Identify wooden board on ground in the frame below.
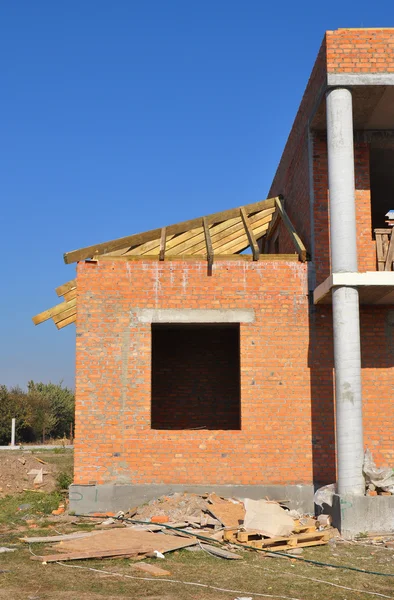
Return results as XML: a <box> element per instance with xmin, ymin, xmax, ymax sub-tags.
<box><xmin>132</xmin><ymin>562</ymin><xmax>171</xmax><ymax>576</ymax></box>
<box><xmin>55</xmin><ymin>528</ymin><xmax>197</xmax><ymax>555</ymax></box>
<box><xmin>31</xmin><ymin>547</ymin><xmax>147</xmax><ymax>563</ymax></box>
<box><xmin>200</xmin><ymin>543</ymin><xmax>242</xmax><ymax>560</ymax></box>
<box><xmin>206</xmin><ymin>493</ymin><xmax>245</xmax><ymax>528</ymax></box>
<box><xmin>21</xmin><ymin>531</ymin><xmax>105</xmax><ymax>543</ymax></box>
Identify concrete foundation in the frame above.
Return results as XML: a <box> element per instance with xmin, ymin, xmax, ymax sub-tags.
<box><xmin>69</xmin><ymin>483</ymin><xmax>315</xmax><ymax>515</ymax></box>
<box><xmin>328</xmin><ymin>493</ymin><xmax>394</xmax><ymax>538</ymax></box>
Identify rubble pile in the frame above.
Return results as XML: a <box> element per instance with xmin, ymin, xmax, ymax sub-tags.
<box><xmin>22</xmin><ymin>491</ymin><xmax>338</xmax><ymax>564</ymax></box>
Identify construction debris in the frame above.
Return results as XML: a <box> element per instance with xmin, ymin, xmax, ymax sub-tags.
<box><xmin>23</xmin><ymin>492</ymin><xmax>337</xmax><ymax>564</ymax></box>
<box><xmin>29</xmin><ymin>527</ymin><xmax>198</xmax><ymax>563</ymax></box>
<box><xmin>206</xmin><ymin>493</ymin><xmax>245</xmax><ymax>528</ymax></box>
<box><xmin>199</xmin><ymin>543</ymin><xmax>242</xmax><ymax>559</ymax></box>
<box><xmin>363</xmin><ymin>449</ymin><xmax>394</xmax><ymax>494</ymax></box>
<box><xmin>224</xmin><ymin>528</ymin><xmax>330</xmax><ymax>551</ymax></box>
<box><xmin>243</xmin><ymin>498</ymin><xmax>295</xmax><ymax>537</ymax></box>
<box><xmin>132</xmin><ymin>562</ymin><xmax>171</xmax><ymax>576</ymax></box>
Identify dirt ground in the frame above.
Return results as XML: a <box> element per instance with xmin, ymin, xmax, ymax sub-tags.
<box><xmin>0</xmin><ymin>452</ymin><xmax>394</xmax><ymax>599</ymax></box>
<box><xmin>0</xmin><ymin>449</ymin><xmax>73</xmax><ymax>497</ymax></box>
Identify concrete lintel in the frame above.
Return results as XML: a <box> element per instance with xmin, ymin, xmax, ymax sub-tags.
<box><xmin>135</xmin><ymin>308</ymin><xmax>255</xmax><ymax>324</ymax></box>
<box><xmin>314</xmin><ymin>271</ymin><xmax>394</xmax><ymax>304</ymax></box>
<box><xmin>69</xmin><ymin>483</ymin><xmax>315</xmax><ymax>515</ymax></box>
<box><xmin>328</xmin><ymin>73</ymin><xmax>394</xmax><ymax>87</ymax></box>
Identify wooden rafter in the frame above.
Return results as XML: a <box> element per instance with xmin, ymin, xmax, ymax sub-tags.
<box><xmin>240</xmin><ymin>206</ymin><xmax>259</xmax><ymax>260</ymax></box>
<box><xmin>159</xmin><ymin>227</ymin><xmax>166</xmax><ymax>261</ymax></box>
<box><xmin>203</xmin><ymin>217</ymin><xmax>214</xmax><ymax>270</ymax></box>
<box><xmin>274</xmin><ymin>197</ymin><xmax>308</xmax><ymax>262</ymax></box>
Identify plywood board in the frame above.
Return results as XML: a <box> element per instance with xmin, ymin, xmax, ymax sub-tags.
<box><xmin>55</xmin><ymin>528</ymin><xmax>197</xmax><ymax>554</ymax></box>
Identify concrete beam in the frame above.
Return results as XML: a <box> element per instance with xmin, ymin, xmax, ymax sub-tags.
<box><xmin>314</xmin><ymin>271</ymin><xmax>394</xmax><ymax>304</ymax></box>
<box><xmin>134</xmin><ymin>308</ymin><xmax>255</xmax><ymax>324</ymax></box>
<box><xmin>328</xmin><ymin>73</ymin><xmax>394</xmax><ymax>87</ymax></box>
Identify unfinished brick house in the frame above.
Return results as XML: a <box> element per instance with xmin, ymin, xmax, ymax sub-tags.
<box><xmin>35</xmin><ymin>28</ymin><xmax>394</xmax><ymax>534</ymax></box>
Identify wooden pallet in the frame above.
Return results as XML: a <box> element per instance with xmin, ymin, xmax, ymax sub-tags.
<box><xmin>224</xmin><ymin>528</ymin><xmax>330</xmax><ymax>551</ymax></box>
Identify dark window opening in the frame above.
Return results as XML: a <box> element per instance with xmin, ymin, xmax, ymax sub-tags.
<box><xmin>151</xmin><ymin>324</ymin><xmax>241</xmax><ymax>430</ymax></box>
<box><xmin>370</xmin><ymin>145</ymin><xmax>394</xmax><ymax>232</ymax></box>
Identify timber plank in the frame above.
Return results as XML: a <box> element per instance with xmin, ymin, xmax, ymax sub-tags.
<box><xmin>56</xmin><ymin>313</ymin><xmax>76</xmax><ymax>329</ymax></box>
<box><xmin>21</xmin><ymin>531</ymin><xmax>104</xmax><ymax>543</ymax></box>
<box><xmin>376</xmin><ymin>232</ymin><xmax>385</xmax><ymax>271</ymax></box>
<box><xmin>199</xmin><ymin>544</ymin><xmax>242</xmax><ymax>560</ymax></box>
<box><xmin>165</xmin><ymin>228</ymin><xmax>205</xmax><ymax>256</ymax></box>
<box><xmin>385</xmin><ymin>231</ymin><xmax>394</xmax><ymax>271</ymax></box>
<box><xmin>32</xmin><ymin>298</ymin><xmax>76</xmax><ymax>326</ymax></box>
<box><xmin>62</xmin><ymin>289</ymin><xmax>77</xmax><ymax>302</ymax></box>
<box><xmin>55</xmin><ymin>280</ymin><xmax>76</xmax><ymax>297</ymax></box>
<box><xmin>185</xmin><ymin>210</ymin><xmax>274</xmax><ymax>256</ymax></box>
<box><xmin>133</xmin><ymin>562</ymin><xmax>171</xmax><ymax>576</ymax></box>
<box><xmin>52</xmin><ymin>306</ymin><xmax>78</xmax><ymax>324</ymax></box>
<box><xmin>31</xmin><ymin>547</ymin><xmax>146</xmax><ymax>562</ymax></box>
<box><xmin>96</xmin><ymin>253</ymin><xmax>299</xmax><ymax>262</ymax></box>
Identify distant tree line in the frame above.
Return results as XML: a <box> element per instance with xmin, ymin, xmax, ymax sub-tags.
<box><xmin>0</xmin><ymin>381</ymin><xmax>75</xmax><ymax>445</ymax></box>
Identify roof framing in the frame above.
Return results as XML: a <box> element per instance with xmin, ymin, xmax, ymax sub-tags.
<box><xmin>64</xmin><ymin>197</ymin><xmax>278</xmax><ymax>264</ymax></box>
<box><xmin>33</xmin><ymin>195</ymin><xmax>307</xmax><ymax>330</ymax></box>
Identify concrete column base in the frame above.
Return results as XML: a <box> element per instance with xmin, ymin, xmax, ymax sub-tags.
<box><xmin>69</xmin><ymin>483</ymin><xmax>315</xmax><ymax>515</ymax></box>
<box><xmin>328</xmin><ymin>493</ymin><xmax>394</xmax><ymax>539</ymax></box>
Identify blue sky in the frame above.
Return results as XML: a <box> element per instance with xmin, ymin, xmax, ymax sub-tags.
<box><xmin>1</xmin><ymin>1</ymin><xmax>392</xmax><ymax>389</ymax></box>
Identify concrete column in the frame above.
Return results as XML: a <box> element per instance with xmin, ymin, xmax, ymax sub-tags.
<box><xmin>326</xmin><ymin>88</ymin><xmax>364</xmax><ymax>496</ymax></box>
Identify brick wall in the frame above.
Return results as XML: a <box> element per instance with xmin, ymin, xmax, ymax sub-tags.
<box><xmin>268</xmin><ymin>39</ymin><xmax>327</xmax><ymax>256</ymax></box>
<box><xmin>74</xmin><ymin>259</ymin><xmax>313</xmax><ymax>486</ymax></box>
<box><xmin>326</xmin><ymin>28</ymin><xmax>394</xmax><ymax>73</ymax></box>
<box><xmin>74</xmin><ymin>258</ymin><xmax>394</xmax><ymax>488</ymax></box>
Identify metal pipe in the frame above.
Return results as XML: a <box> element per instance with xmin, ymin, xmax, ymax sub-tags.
<box><xmin>11</xmin><ymin>418</ymin><xmax>16</xmax><ymax>447</ymax></box>
<box><xmin>326</xmin><ymin>87</ymin><xmax>364</xmax><ymax>496</ymax></box>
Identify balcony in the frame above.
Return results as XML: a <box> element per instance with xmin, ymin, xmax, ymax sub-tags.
<box><xmin>375</xmin><ymin>228</ymin><xmax>394</xmax><ymax>271</ymax></box>
<box><xmin>313</xmin><ymin>227</ymin><xmax>394</xmax><ymax>305</ymax></box>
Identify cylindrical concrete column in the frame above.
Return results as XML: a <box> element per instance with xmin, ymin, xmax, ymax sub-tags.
<box><xmin>326</xmin><ymin>88</ymin><xmax>364</xmax><ymax>496</ymax></box>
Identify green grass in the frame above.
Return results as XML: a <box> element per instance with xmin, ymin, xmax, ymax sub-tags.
<box><xmin>0</xmin><ymin>490</ymin><xmax>63</xmax><ymax>525</ymax></box>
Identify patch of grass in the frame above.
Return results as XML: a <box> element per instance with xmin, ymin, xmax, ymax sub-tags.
<box><xmin>56</xmin><ymin>470</ymin><xmax>73</xmax><ymax>490</ymax></box>
<box><xmin>0</xmin><ymin>490</ymin><xmax>62</xmax><ymax>524</ymax></box>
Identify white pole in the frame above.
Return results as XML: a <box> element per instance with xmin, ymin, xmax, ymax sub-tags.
<box><xmin>11</xmin><ymin>418</ymin><xmax>16</xmax><ymax>447</ymax></box>
<box><xmin>326</xmin><ymin>87</ymin><xmax>364</xmax><ymax>496</ymax></box>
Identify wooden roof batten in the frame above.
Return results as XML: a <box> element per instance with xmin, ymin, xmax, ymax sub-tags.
<box><xmin>33</xmin><ymin>195</ymin><xmax>308</xmax><ymax>330</ymax></box>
